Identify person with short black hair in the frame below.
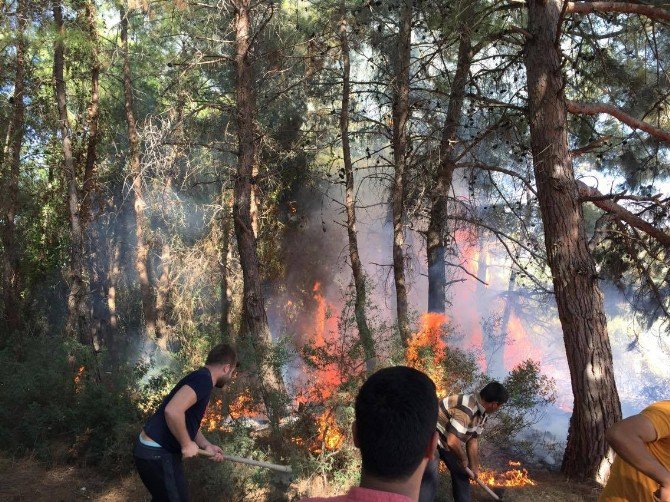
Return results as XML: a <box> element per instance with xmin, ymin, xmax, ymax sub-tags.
<box><xmin>302</xmin><ymin>366</ymin><xmax>439</xmax><ymax>502</ymax></box>
<box><xmin>133</xmin><ymin>343</ymin><xmax>238</xmax><ymax>501</ymax></box>
<box><xmin>419</xmin><ymin>381</ymin><xmax>509</xmax><ymax>502</ymax></box>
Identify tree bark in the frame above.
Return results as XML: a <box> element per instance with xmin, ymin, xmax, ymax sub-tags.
<box><xmin>524</xmin><ymin>0</ymin><xmax>622</xmax><ymax>479</ymax></box>
<box><xmin>154</xmin><ymin>235</ymin><xmax>171</xmax><ymax>349</ymax></box>
<box><xmin>391</xmin><ymin>0</ymin><xmax>412</xmax><ymax>345</ymax></box>
<box><xmin>426</xmin><ymin>8</ymin><xmax>473</xmax><ymax>314</ymax></box>
<box><xmin>220</xmin><ymin>191</ymin><xmax>233</xmax><ymax>342</ymax></box>
<box><xmin>107</xmin><ymin>222</ymin><xmax>121</xmax><ymax>357</ymax></box>
<box><xmin>82</xmin><ymin>0</ymin><xmax>109</xmax><ymax>350</ymax></box>
<box><xmin>121</xmin><ymin>7</ymin><xmax>157</xmax><ymax>340</ymax></box>
<box><xmin>54</xmin><ymin>0</ymin><xmax>91</xmax><ymax>342</ymax></box>
<box><xmin>80</xmin><ymin>0</ymin><xmax>100</xmax><ymax>229</ymax></box>
<box><xmin>232</xmin><ymin>0</ymin><xmax>286</xmax><ymax>428</ymax></box>
<box><xmin>339</xmin><ymin>3</ymin><xmax>376</xmax><ymax>374</ymax></box>
<box><xmin>0</xmin><ymin>0</ymin><xmax>26</xmax><ymax>337</ymax></box>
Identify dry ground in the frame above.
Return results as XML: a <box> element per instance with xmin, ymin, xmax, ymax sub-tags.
<box><xmin>469</xmin><ymin>470</ymin><xmax>601</xmax><ymax>501</ymax></box>
<box><xmin>0</xmin><ymin>456</ymin><xmax>601</xmax><ymax>501</ymax></box>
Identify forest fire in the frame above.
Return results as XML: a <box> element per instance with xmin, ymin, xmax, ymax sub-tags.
<box><xmin>203</xmin><ymin>397</ymin><xmax>226</xmax><ymax>432</ymax></box>
<box><xmin>202</xmin><ymin>390</ymin><xmax>264</xmax><ymax>432</ymax></box>
<box><xmin>229</xmin><ymin>390</ymin><xmax>261</xmax><ymax>420</ymax></box>
<box><xmin>313</xmin><ymin>411</ymin><xmax>344</xmax><ymax>453</ymax></box>
<box><xmin>406</xmin><ymin>313</ymin><xmax>448</xmax><ymax>397</ymax></box>
<box><xmin>295</xmin><ymin>282</ymin><xmax>344</xmax><ymax>405</ymax></box>
<box><xmin>476</xmin><ymin>460</ymin><xmax>536</xmax><ymax>487</ymax></box>
<box><xmin>74</xmin><ymin>366</ymin><xmax>85</xmax><ymax>393</ymax></box>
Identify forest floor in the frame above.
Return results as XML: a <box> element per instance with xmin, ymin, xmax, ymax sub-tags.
<box><xmin>0</xmin><ymin>455</ymin><xmax>602</xmax><ymax>501</ymax></box>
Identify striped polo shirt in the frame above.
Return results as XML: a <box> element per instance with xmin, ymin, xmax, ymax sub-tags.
<box><xmin>437</xmin><ymin>393</ymin><xmax>488</xmax><ymax>444</ymax></box>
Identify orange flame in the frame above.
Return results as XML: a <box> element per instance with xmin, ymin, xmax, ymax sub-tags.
<box><xmin>229</xmin><ymin>390</ymin><xmax>261</xmax><ymax>419</ymax></box>
<box><xmin>295</xmin><ymin>282</ymin><xmax>344</xmax><ymax>405</ymax></box>
<box><xmin>74</xmin><ymin>366</ymin><xmax>85</xmax><ymax>393</ymax></box>
<box><xmin>201</xmin><ymin>391</ymin><xmax>263</xmax><ymax>432</ymax></box>
<box><xmin>313</xmin><ymin>411</ymin><xmax>344</xmax><ymax>453</ymax></box>
<box><xmin>290</xmin><ymin>282</ymin><xmax>352</xmax><ymax>453</ymax></box>
<box><xmin>202</xmin><ymin>398</ymin><xmax>226</xmax><ymax>432</ymax></box>
<box><xmin>406</xmin><ymin>313</ymin><xmax>449</xmax><ymax>397</ymax></box>
<box><xmin>475</xmin><ymin>460</ymin><xmax>536</xmax><ymax>487</ymax></box>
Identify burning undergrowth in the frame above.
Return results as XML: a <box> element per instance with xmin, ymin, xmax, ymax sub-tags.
<box><xmin>477</xmin><ymin>460</ymin><xmax>537</xmax><ymax>488</ymax></box>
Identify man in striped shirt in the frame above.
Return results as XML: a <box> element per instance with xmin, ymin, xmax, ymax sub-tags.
<box><xmin>419</xmin><ymin>381</ymin><xmax>509</xmax><ymax>502</ymax></box>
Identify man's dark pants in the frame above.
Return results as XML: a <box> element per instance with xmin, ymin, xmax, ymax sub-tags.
<box><xmin>419</xmin><ymin>445</ymin><xmax>471</xmax><ymax>502</ymax></box>
<box><xmin>133</xmin><ymin>439</ymin><xmax>189</xmax><ymax>502</ymax></box>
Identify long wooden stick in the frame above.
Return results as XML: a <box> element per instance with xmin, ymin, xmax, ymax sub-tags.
<box><xmin>465</xmin><ymin>467</ymin><xmax>501</xmax><ymax>501</ymax></box>
<box><xmin>198</xmin><ymin>449</ymin><xmax>292</xmax><ymax>473</ymax></box>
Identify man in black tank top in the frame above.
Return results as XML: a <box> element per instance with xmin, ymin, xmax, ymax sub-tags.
<box><xmin>133</xmin><ymin>343</ymin><xmax>237</xmax><ymax>501</ymax></box>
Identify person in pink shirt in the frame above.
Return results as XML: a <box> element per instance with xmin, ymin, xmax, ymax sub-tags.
<box><xmin>301</xmin><ymin>366</ymin><xmax>439</xmax><ymax>502</ymax></box>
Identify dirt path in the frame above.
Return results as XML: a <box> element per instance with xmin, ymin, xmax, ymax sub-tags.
<box><xmin>0</xmin><ymin>456</ymin><xmax>601</xmax><ymax>501</ymax></box>
<box><xmin>0</xmin><ymin>456</ymin><xmax>146</xmax><ymax>502</ymax></box>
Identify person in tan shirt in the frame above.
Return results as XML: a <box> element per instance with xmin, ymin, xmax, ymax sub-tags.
<box><xmin>600</xmin><ymin>401</ymin><xmax>670</xmax><ymax>502</ymax></box>
<box><xmin>419</xmin><ymin>381</ymin><xmax>509</xmax><ymax>502</ymax></box>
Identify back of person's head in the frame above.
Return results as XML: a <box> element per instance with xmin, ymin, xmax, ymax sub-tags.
<box><xmin>205</xmin><ymin>343</ymin><xmax>237</xmax><ymax>366</ymax></box>
<box><xmin>480</xmin><ymin>381</ymin><xmax>509</xmax><ymax>405</ymax></box>
<box><xmin>354</xmin><ymin>366</ymin><xmax>438</xmax><ymax>481</ymax></box>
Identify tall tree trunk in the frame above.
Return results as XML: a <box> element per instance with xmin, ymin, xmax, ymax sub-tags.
<box><xmin>232</xmin><ymin>0</ymin><xmax>286</xmax><ymax>429</ymax></box>
<box><xmin>524</xmin><ymin>0</ymin><xmax>621</xmax><ymax>479</ymax></box>
<box><xmin>54</xmin><ymin>0</ymin><xmax>90</xmax><ymax>342</ymax></box>
<box><xmin>391</xmin><ymin>0</ymin><xmax>412</xmax><ymax>345</ymax></box>
<box><xmin>155</xmin><ymin>234</ymin><xmax>171</xmax><ymax>349</ymax></box>
<box><xmin>81</xmin><ymin>0</ymin><xmax>109</xmax><ymax>350</ymax></box>
<box><xmin>0</xmin><ymin>0</ymin><xmax>26</xmax><ymax>338</ymax></box>
<box><xmin>426</xmin><ymin>7</ymin><xmax>473</xmax><ymax>314</ymax></box>
<box><xmin>220</xmin><ymin>191</ymin><xmax>233</xmax><ymax>342</ymax></box>
<box><xmin>339</xmin><ymin>3</ymin><xmax>376</xmax><ymax>374</ymax></box>
<box><xmin>121</xmin><ymin>7</ymin><xmax>156</xmax><ymax>340</ymax></box>
<box><xmin>107</xmin><ymin>222</ymin><xmax>121</xmax><ymax>358</ymax></box>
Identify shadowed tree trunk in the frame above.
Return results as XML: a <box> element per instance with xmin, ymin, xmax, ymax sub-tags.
<box><xmin>154</xmin><ymin>234</ymin><xmax>171</xmax><ymax>349</ymax></box>
<box><xmin>54</xmin><ymin>0</ymin><xmax>91</xmax><ymax>342</ymax></box>
<box><xmin>121</xmin><ymin>7</ymin><xmax>157</xmax><ymax>341</ymax></box>
<box><xmin>524</xmin><ymin>0</ymin><xmax>621</xmax><ymax>479</ymax></box>
<box><xmin>81</xmin><ymin>0</ymin><xmax>109</xmax><ymax>350</ymax></box>
<box><xmin>0</xmin><ymin>0</ymin><xmax>26</xmax><ymax>338</ymax></box>
<box><xmin>391</xmin><ymin>0</ymin><xmax>412</xmax><ymax>345</ymax></box>
<box><xmin>339</xmin><ymin>3</ymin><xmax>376</xmax><ymax>374</ymax></box>
<box><xmin>426</xmin><ymin>4</ymin><xmax>473</xmax><ymax>315</ymax></box>
<box><xmin>232</xmin><ymin>0</ymin><xmax>286</xmax><ymax>429</ymax></box>
<box><xmin>220</xmin><ymin>191</ymin><xmax>233</xmax><ymax>342</ymax></box>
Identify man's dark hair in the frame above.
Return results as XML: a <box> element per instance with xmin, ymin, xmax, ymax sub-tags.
<box><xmin>480</xmin><ymin>381</ymin><xmax>509</xmax><ymax>405</ymax></box>
<box><xmin>205</xmin><ymin>344</ymin><xmax>237</xmax><ymax>366</ymax></box>
<box><xmin>355</xmin><ymin>366</ymin><xmax>438</xmax><ymax>481</ymax></box>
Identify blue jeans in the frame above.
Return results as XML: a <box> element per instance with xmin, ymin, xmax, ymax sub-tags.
<box><xmin>419</xmin><ymin>445</ymin><xmax>471</xmax><ymax>502</ymax></box>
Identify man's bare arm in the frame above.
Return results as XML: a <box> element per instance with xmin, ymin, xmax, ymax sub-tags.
<box><xmin>446</xmin><ymin>432</ymin><xmax>469</xmax><ymax>468</ymax></box>
<box><xmin>466</xmin><ymin>437</ymin><xmax>479</xmax><ymax>478</ymax></box>
<box><xmin>607</xmin><ymin>414</ymin><xmax>670</xmax><ymax>496</ymax></box>
<box><xmin>165</xmin><ymin>385</ymin><xmax>199</xmax><ymax>458</ymax></box>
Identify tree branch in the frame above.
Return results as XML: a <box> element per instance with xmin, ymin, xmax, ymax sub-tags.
<box><xmin>567</xmin><ymin>101</ymin><xmax>670</xmax><ymax>144</ymax></box>
<box><xmin>566</xmin><ymin>2</ymin><xmax>670</xmax><ymax>22</ymax></box>
<box><xmin>577</xmin><ymin>180</ymin><xmax>670</xmax><ymax>247</ymax></box>
<box><xmin>570</xmin><ymin>135</ymin><xmax>612</xmax><ymax>157</ymax></box>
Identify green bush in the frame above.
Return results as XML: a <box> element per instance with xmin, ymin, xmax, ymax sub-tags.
<box><xmin>0</xmin><ymin>336</ymin><xmax>143</xmax><ymax>472</ymax></box>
